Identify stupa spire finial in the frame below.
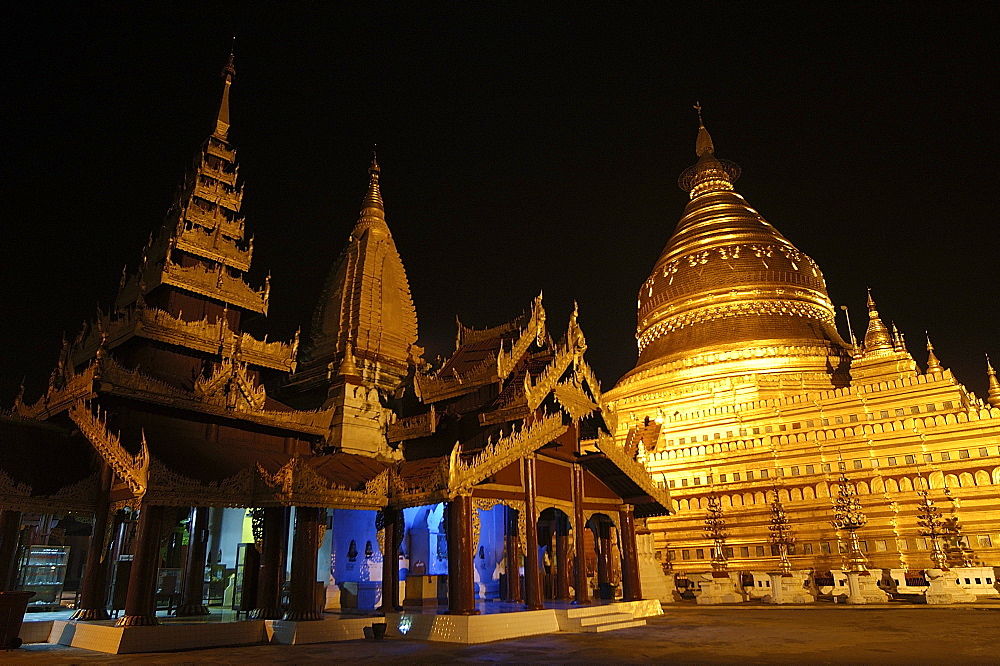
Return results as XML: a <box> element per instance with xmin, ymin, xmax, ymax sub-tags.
<box><xmin>213</xmin><ymin>39</ymin><xmax>236</xmax><ymax>140</ymax></box>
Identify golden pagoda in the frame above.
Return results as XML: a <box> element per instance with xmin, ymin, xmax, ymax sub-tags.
<box><xmin>607</xmin><ymin>110</ymin><xmax>1000</xmax><ymax>575</ymax></box>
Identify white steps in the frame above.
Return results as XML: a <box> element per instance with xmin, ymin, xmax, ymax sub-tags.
<box><xmin>557</xmin><ymin>604</ymin><xmax>648</xmax><ymax>633</ymax></box>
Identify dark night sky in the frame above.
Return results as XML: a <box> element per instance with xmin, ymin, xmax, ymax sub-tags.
<box><xmin>2</xmin><ymin>3</ymin><xmax>998</xmax><ymax>404</ymax></box>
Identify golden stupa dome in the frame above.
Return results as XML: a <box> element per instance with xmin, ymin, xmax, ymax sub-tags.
<box><xmin>632</xmin><ymin>112</ymin><xmax>850</xmax><ymax>377</ymax></box>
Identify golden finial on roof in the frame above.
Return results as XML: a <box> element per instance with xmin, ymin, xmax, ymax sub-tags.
<box><xmin>362</xmin><ymin>148</ymin><xmax>384</xmax><ymax>211</ymax></box>
<box><xmin>986</xmin><ymin>355</ymin><xmax>1000</xmax><ymax>407</ymax></box>
<box><xmin>693</xmin><ymin>101</ymin><xmax>715</xmax><ymax>157</ymax></box>
<box><xmin>890</xmin><ymin>322</ymin><xmax>907</xmax><ymax>352</ymax></box>
<box><xmin>925</xmin><ymin>332</ymin><xmax>944</xmax><ymax>375</ymax></box>
<box><xmin>862</xmin><ymin>289</ymin><xmax>892</xmax><ymax>353</ymax></box>
<box><xmin>223</xmin><ymin>37</ymin><xmax>236</xmax><ymax>79</ymax></box>
<box><xmin>214</xmin><ymin>40</ymin><xmax>236</xmax><ymax>140</ymax></box>
<box><xmin>679</xmin><ymin>103</ymin><xmax>740</xmax><ymax>196</ymax></box>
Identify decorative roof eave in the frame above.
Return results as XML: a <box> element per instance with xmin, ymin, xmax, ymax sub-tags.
<box><xmin>414</xmin><ymin>355</ymin><xmax>500</xmax><ymax>404</ymax></box>
<box><xmin>70</xmin><ymin>306</ymin><xmax>297</xmax><ymax>371</ymax></box>
<box><xmin>144</xmin><ymin>457</ymin><xmax>257</xmax><ymax>508</ymax></box>
<box><xmin>68</xmin><ymin>401</ymin><xmax>149</xmax><ymax>498</ymax></box>
<box><xmin>0</xmin><ymin>469</ymin><xmax>100</xmax><ymax>514</ymax></box>
<box><xmin>14</xmin><ymin>364</ymin><xmax>97</xmax><ymax>420</ymax></box>
<box><xmin>497</xmin><ymin>295</ymin><xmax>547</xmax><ymax>380</ymax></box>
<box><xmin>389</xmin><ymin>458</ymin><xmax>451</xmax><ymax>506</ymax></box>
<box><xmin>478</xmin><ymin>395</ymin><xmax>530</xmax><ymax>426</ymax></box>
<box><xmin>387</xmin><ymin>405</ymin><xmax>438</xmax><ymax>443</ymax></box>
<box><xmin>577</xmin><ymin>359</ymin><xmax>618</xmax><ymax>433</ymax></box>
<box><xmin>92</xmin><ymin>356</ymin><xmax>333</xmax><ymax>435</ymax></box>
<box><xmin>257</xmin><ymin>458</ymin><xmax>388</xmax><ymax>509</ymax></box>
<box><xmin>586</xmin><ymin>432</ymin><xmax>672</xmax><ymax>514</ymax></box>
<box><xmin>173</xmin><ymin>228</ymin><xmax>252</xmax><ymax>272</ymax></box>
<box><xmin>418</xmin><ymin>295</ymin><xmax>547</xmax><ymax>404</ymax></box>
<box><xmin>449</xmin><ymin>411</ymin><xmax>568</xmax><ymax>495</ymax></box>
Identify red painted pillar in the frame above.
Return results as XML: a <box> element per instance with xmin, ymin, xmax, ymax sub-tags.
<box><xmin>72</xmin><ymin>464</ymin><xmax>113</xmax><ymax>619</ymax></box>
<box><xmin>522</xmin><ymin>455</ymin><xmax>544</xmax><ymax>610</ymax></box>
<box><xmin>175</xmin><ymin>506</ymin><xmax>210</xmax><ymax>616</ymax></box>
<box><xmin>555</xmin><ymin>520</ymin><xmax>572</xmax><ymax>600</ymax></box>
<box><xmin>0</xmin><ymin>510</ymin><xmax>23</xmax><ymax>592</ymax></box>
<box><xmin>572</xmin><ymin>464</ymin><xmax>590</xmax><ymax>605</ymax></box>
<box><xmin>595</xmin><ymin>517</ymin><xmax>612</xmax><ymax>599</ymax></box>
<box><xmin>504</xmin><ymin>506</ymin><xmax>522</xmax><ymax>602</ymax></box>
<box><xmin>379</xmin><ymin>508</ymin><xmax>401</xmax><ymax>612</ymax></box>
<box><xmin>250</xmin><ymin>507</ymin><xmax>284</xmax><ymax>620</ymax></box>
<box><xmin>285</xmin><ymin>506</ymin><xmax>323</xmax><ymax>621</ymax></box>
<box><xmin>446</xmin><ymin>494</ymin><xmax>479</xmax><ymax>615</ymax></box>
<box><xmin>619</xmin><ymin>504</ymin><xmax>642</xmax><ymax>602</ymax></box>
<box><xmin>116</xmin><ymin>503</ymin><xmax>164</xmax><ymax>627</ymax></box>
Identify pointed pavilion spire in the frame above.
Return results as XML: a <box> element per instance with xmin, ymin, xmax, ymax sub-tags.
<box><xmin>214</xmin><ymin>39</ymin><xmax>236</xmax><ymax>140</ymax></box>
<box><xmin>986</xmin><ymin>355</ymin><xmax>1000</xmax><ymax>407</ymax></box>
<box><xmin>862</xmin><ymin>290</ymin><xmax>893</xmax><ymax>353</ymax></box>
<box><xmin>679</xmin><ymin>103</ymin><xmax>741</xmax><ymax>198</ymax></box>
<box><xmin>361</xmin><ymin>148</ymin><xmax>384</xmax><ymax>212</ymax></box>
<box><xmin>925</xmin><ymin>333</ymin><xmax>944</xmax><ymax>375</ymax></box>
<box><xmin>891</xmin><ymin>322</ymin><xmax>907</xmax><ymax>352</ymax></box>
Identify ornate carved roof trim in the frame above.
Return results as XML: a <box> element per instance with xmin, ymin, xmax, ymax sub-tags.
<box><xmin>68</xmin><ymin>400</ymin><xmax>149</xmax><ymax>498</ymax></box>
<box><xmin>449</xmin><ymin>411</ymin><xmax>568</xmax><ymax>494</ymax></box>
<box><xmin>145</xmin><ymin>457</ymin><xmax>256</xmax><ymax>508</ymax></box>
<box><xmin>94</xmin><ymin>356</ymin><xmax>334</xmax><ymax>434</ymax></box>
<box><xmin>553</xmin><ymin>378</ymin><xmax>598</xmax><ymax>421</ymax></box>
<box><xmin>387</xmin><ymin>405</ymin><xmax>438</xmax><ymax>442</ymax></box>
<box><xmin>71</xmin><ymin>306</ymin><xmax>297</xmax><ymax>371</ymax></box>
<box><xmin>577</xmin><ymin>359</ymin><xmax>617</xmax><ymax>433</ymax></box>
<box><xmin>389</xmin><ymin>458</ymin><xmax>451</xmax><ymax>506</ymax></box>
<box><xmin>497</xmin><ymin>295</ymin><xmax>547</xmax><ymax>380</ymax></box>
<box><xmin>588</xmin><ymin>431</ymin><xmax>671</xmax><ymax>513</ymax></box>
<box><xmin>0</xmin><ymin>469</ymin><xmax>99</xmax><ymax>514</ymax></box>
<box><xmin>14</xmin><ymin>363</ymin><xmax>97</xmax><ymax>420</ymax></box>
<box><xmin>257</xmin><ymin>457</ymin><xmax>388</xmax><ymax>509</ymax></box>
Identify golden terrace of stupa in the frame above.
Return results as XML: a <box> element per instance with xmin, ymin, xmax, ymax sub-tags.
<box><xmin>606</xmin><ymin>108</ymin><xmax>1000</xmax><ymax>574</ymax></box>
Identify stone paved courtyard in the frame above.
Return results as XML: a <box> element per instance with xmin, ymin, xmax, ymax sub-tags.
<box><xmin>9</xmin><ymin>606</ymin><xmax>1000</xmax><ymax>664</ymax></box>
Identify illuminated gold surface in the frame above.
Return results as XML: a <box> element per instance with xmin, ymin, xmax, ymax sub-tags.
<box><xmin>608</xmin><ymin>116</ymin><xmax>1000</xmax><ymax>574</ymax></box>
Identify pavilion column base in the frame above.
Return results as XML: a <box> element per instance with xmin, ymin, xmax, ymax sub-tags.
<box><xmin>70</xmin><ymin>608</ymin><xmax>110</xmax><ymax>621</ymax></box>
<box><xmin>174</xmin><ymin>603</ymin><xmax>211</xmax><ymax>616</ymax></box>
<box><xmin>282</xmin><ymin>609</ymin><xmax>324</xmax><ymax>622</ymax></box>
<box><xmin>250</xmin><ymin>607</ymin><xmax>284</xmax><ymax>620</ymax></box>
<box><xmin>445</xmin><ymin>608</ymin><xmax>481</xmax><ymax>616</ymax></box>
<box><xmin>115</xmin><ymin>614</ymin><xmax>159</xmax><ymax>627</ymax></box>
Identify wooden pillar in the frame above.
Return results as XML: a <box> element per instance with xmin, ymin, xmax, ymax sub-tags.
<box><xmin>116</xmin><ymin>502</ymin><xmax>164</xmax><ymax>627</ymax></box>
<box><xmin>379</xmin><ymin>508</ymin><xmax>401</xmax><ymax>612</ymax></box>
<box><xmin>555</xmin><ymin>519</ymin><xmax>572</xmax><ymax>600</ymax></box>
<box><xmin>446</xmin><ymin>494</ymin><xmax>479</xmax><ymax>615</ymax></box>
<box><xmin>175</xmin><ymin>506</ymin><xmax>210</xmax><ymax>616</ymax></box>
<box><xmin>503</xmin><ymin>506</ymin><xmax>522</xmax><ymax>602</ymax></box>
<box><xmin>250</xmin><ymin>507</ymin><xmax>284</xmax><ymax>620</ymax></box>
<box><xmin>618</xmin><ymin>504</ymin><xmax>642</xmax><ymax>602</ymax></box>
<box><xmin>72</xmin><ymin>464</ymin><xmax>113</xmax><ymax>619</ymax></box>
<box><xmin>0</xmin><ymin>510</ymin><xmax>23</xmax><ymax>592</ymax></box>
<box><xmin>522</xmin><ymin>455</ymin><xmax>544</xmax><ymax>610</ymax></box>
<box><xmin>284</xmin><ymin>506</ymin><xmax>323</xmax><ymax>621</ymax></box>
<box><xmin>571</xmin><ymin>464</ymin><xmax>590</xmax><ymax>604</ymax></box>
<box><xmin>595</xmin><ymin>517</ymin><xmax>612</xmax><ymax>599</ymax></box>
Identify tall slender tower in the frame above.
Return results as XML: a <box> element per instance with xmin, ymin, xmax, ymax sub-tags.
<box><xmin>69</xmin><ymin>50</ymin><xmax>296</xmax><ymax>399</ymax></box>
